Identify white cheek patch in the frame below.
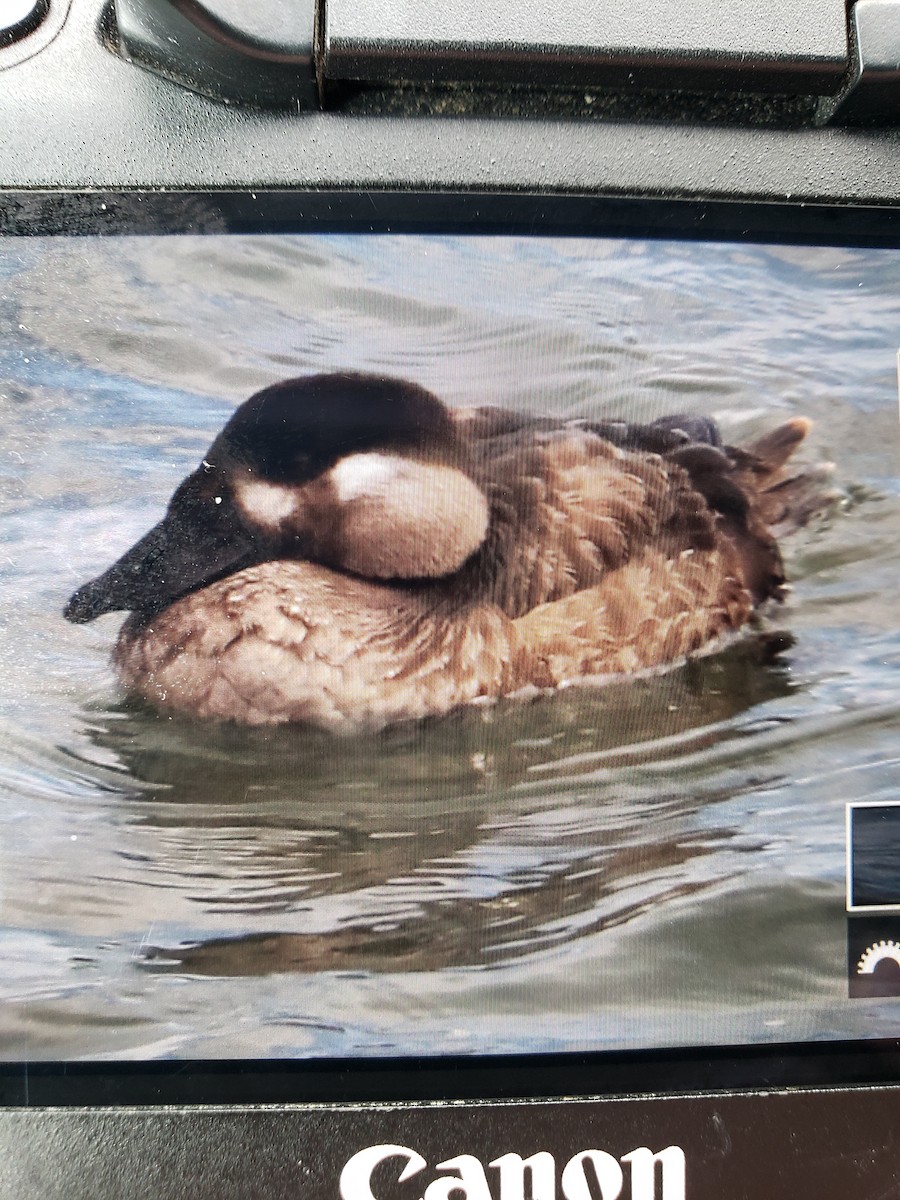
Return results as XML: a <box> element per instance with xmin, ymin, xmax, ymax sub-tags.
<box><xmin>329</xmin><ymin>452</ymin><xmax>405</xmax><ymax>503</ymax></box>
<box><xmin>328</xmin><ymin>453</ymin><xmax>490</xmax><ymax>579</ymax></box>
<box><xmin>234</xmin><ymin>478</ymin><xmax>301</xmax><ymax>532</ymax></box>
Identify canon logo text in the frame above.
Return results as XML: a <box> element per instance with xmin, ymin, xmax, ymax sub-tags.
<box><xmin>340</xmin><ymin>1142</ymin><xmax>686</xmax><ymax>1200</ymax></box>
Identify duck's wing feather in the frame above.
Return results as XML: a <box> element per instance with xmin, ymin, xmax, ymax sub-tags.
<box><xmin>462</xmin><ymin>406</ymin><xmax>826</xmax><ymax>617</ymax></box>
<box><xmin>457</xmin><ymin>412</ymin><xmax>753</xmax><ymax>619</ymax></box>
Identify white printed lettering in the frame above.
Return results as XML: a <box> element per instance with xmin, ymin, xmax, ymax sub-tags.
<box><xmin>621</xmin><ymin>1147</ymin><xmax>686</xmax><ymax>1200</ymax></box>
<box><xmin>561</xmin><ymin>1150</ymin><xmax>623</xmax><ymax>1200</ymax></box>
<box><xmin>490</xmin><ymin>1151</ymin><xmax>556</xmax><ymax>1200</ymax></box>
<box><xmin>422</xmin><ymin>1155</ymin><xmax>493</xmax><ymax>1200</ymax></box>
<box><xmin>339</xmin><ymin>1141</ymin><xmax>688</xmax><ymax>1200</ymax></box>
<box><xmin>340</xmin><ymin>1144</ymin><xmax>428</xmax><ymax>1200</ymax></box>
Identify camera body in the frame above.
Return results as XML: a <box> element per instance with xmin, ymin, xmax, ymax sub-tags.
<box><xmin>2</xmin><ymin>3</ymin><xmax>900</xmax><ymax>1198</ymax></box>
<box><xmin>2</xmin><ymin>0</ymin><xmax>900</xmax><ymax>224</ymax></box>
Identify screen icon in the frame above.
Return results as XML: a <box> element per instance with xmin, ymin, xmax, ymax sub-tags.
<box><xmin>847</xmin><ymin>802</ymin><xmax>900</xmax><ymax>997</ymax></box>
<box><xmin>846</xmin><ymin>801</ymin><xmax>900</xmax><ymax>912</ymax></box>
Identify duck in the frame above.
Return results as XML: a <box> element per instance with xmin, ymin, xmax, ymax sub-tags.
<box><xmin>64</xmin><ymin>371</ymin><xmax>823</xmax><ymax>732</ymax></box>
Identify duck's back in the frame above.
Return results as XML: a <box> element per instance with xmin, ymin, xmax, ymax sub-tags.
<box><xmin>449</xmin><ymin>409</ymin><xmax>813</xmax><ymax>687</ymax></box>
<box><xmin>456</xmin><ymin>410</ymin><xmax>789</xmax><ymax>606</ymax></box>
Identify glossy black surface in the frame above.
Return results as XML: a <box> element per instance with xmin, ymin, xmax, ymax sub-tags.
<box><xmin>0</xmin><ymin>1040</ymin><xmax>899</xmax><ymax>1106</ymax></box>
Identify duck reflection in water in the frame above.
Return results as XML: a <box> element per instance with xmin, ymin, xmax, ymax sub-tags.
<box><xmin>88</xmin><ymin>642</ymin><xmax>795</xmax><ymax>979</ymax></box>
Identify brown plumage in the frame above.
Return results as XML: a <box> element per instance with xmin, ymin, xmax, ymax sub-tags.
<box><xmin>65</xmin><ymin>373</ymin><xmax>825</xmax><ymax>731</ymax></box>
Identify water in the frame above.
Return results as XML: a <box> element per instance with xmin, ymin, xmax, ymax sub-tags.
<box><xmin>0</xmin><ymin>234</ymin><xmax>898</xmax><ymax>1061</ymax></box>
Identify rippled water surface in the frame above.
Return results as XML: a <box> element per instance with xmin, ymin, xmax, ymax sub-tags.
<box><xmin>1</xmin><ymin>234</ymin><xmax>898</xmax><ymax>1060</ymax></box>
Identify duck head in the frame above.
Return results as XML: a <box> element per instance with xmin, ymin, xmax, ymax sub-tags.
<box><xmin>64</xmin><ymin>372</ymin><xmax>490</xmax><ymax>623</ymax></box>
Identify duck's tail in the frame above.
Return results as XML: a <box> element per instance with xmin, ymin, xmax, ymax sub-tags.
<box><xmin>660</xmin><ymin>414</ymin><xmax>835</xmax><ymax>606</ymax></box>
<box><xmin>742</xmin><ymin>417</ymin><xmax>837</xmax><ymax>537</ymax></box>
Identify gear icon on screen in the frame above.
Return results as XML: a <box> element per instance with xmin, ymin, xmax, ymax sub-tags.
<box><xmin>856</xmin><ymin>939</ymin><xmax>900</xmax><ymax>975</ymax></box>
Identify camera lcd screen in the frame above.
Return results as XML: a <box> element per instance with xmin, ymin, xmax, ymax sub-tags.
<box><xmin>1</xmin><ymin>230</ymin><xmax>898</xmax><ymax>1062</ymax></box>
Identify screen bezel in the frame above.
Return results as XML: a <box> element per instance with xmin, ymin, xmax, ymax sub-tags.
<box><xmin>4</xmin><ymin>189</ymin><xmax>900</xmax><ymax>243</ymax></box>
<box><xmin>2</xmin><ymin>186</ymin><xmax>899</xmax><ymax>1106</ymax></box>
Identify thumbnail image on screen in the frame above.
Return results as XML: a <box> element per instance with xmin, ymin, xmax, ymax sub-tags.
<box><xmin>0</xmin><ymin>233</ymin><xmax>898</xmax><ymax>1060</ymax></box>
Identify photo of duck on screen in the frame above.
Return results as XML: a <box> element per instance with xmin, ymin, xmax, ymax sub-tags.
<box><xmin>1</xmin><ymin>233</ymin><xmax>898</xmax><ymax>1060</ymax></box>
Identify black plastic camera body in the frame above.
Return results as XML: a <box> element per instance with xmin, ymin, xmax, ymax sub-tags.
<box><xmin>2</xmin><ymin>0</ymin><xmax>900</xmax><ymax>236</ymax></box>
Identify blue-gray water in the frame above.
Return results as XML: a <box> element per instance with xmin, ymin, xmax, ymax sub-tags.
<box><xmin>0</xmin><ymin>234</ymin><xmax>898</xmax><ymax>1061</ymax></box>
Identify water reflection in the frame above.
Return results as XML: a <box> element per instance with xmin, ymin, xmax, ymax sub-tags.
<box><xmin>70</xmin><ymin>640</ymin><xmax>797</xmax><ymax>977</ymax></box>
